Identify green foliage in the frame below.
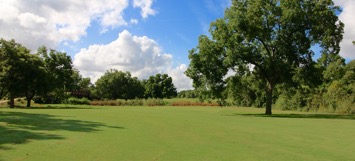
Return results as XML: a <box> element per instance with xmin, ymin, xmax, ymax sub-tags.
<box><xmin>0</xmin><ymin>40</ymin><xmax>85</xmax><ymax>107</ymax></box>
<box><xmin>275</xmin><ymin>86</ymin><xmax>311</xmax><ymax>111</ymax></box>
<box><xmin>36</xmin><ymin>46</ymin><xmax>76</xmax><ymax>103</ymax></box>
<box><xmin>0</xmin><ymin>39</ymin><xmax>30</xmax><ymax>107</ymax></box>
<box><xmin>186</xmin><ymin>0</ymin><xmax>344</xmax><ymax>114</ymax></box>
<box><xmin>0</xmin><ymin>39</ymin><xmax>49</xmax><ymax>107</ymax></box>
<box><xmin>95</xmin><ymin>69</ymin><xmax>145</xmax><ymax>100</ymax></box>
<box><xmin>226</xmin><ymin>73</ymin><xmax>266</xmax><ymax>107</ymax></box>
<box><xmin>170</xmin><ymin>100</ymin><xmax>219</xmax><ymax>106</ymax></box>
<box><xmin>0</xmin><ymin>38</ymin><xmax>179</xmax><ymax>104</ymax></box>
<box><xmin>322</xmin><ymin>54</ymin><xmax>346</xmax><ymax>83</ymax></box>
<box><xmin>177</xmin><ymin>90</ymin><xmax>198</xmax><ymax>98</ymax></box>
<box><xmin>144</xmin><ymin>98</ymin><xmax>169</xmax><ymax>106</ymax></box>
<box><xmin>65</xmin><ymin>97</ymin><xmax>90</xmax><ymax>105</ymax></box>
<box><xmin>275</xmin><ymin>60</ymin><xmax>355</xmax><ymax>114</ymax></box>
<box><xmin>144</xmin><ymin>73</ymin><xmax>177</xmax><ymax>99</ymax></box>
<box><xmin>90</xmin><ymin>99</ymin><xmax>167</xmax><ymax>106</ymax></box>
<box><xmin>185</xmin><ymin>35</ymin><xmax>228</xmax><ymax>102</ymax></box>
<box><xmin>70</xmin><ymin>70</ymin><xmax>93</xmax><ymax>99</ymax></box>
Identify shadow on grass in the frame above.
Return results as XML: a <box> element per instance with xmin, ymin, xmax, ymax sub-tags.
<box><xmin>0</xmin><ymin>111</ymin><xmax>124</xmax><ymax>151</ymax></box>
<box><xmin>228</xmin><ymin>113</ymin><xmax>355</xmax><ymax>120</ymax></box>
<box><xmin>0</xmin><ymin>104</ymin><xmax>99</xmax><ymax>110</ymax></box>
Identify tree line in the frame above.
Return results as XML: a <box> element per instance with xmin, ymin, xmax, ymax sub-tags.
<box><xmin>0</xmin><ymin>39</ymin><xmax>177</xmax><ymax>108</ymax></box>
<box><xmin>92</xmin><ymin>70</ymin><xmax>177</xmax><ymax>100</ymax></box>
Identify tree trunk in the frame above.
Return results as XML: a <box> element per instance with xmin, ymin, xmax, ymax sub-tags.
<box><xmin>265</xmin><ymin>81</ymin><xmax>273</xmax><ymax>115</ymax></box>
<box><xmin>9</xmin><ymin>97</ymin><xmax>15</xmax><ymax>108</ymax></box>
<box><xmin>26</xmin><ymin>92</ymin><xmax>35</xmax><ymax>107</ymax></box>
<box><xmin>0</xmin><ymin>88</ymin><xmax>4</xmax><ymax>98</ymax></box>
<box><xmin>26</xmin><ymin>97</ymin><xmax>31</xmax><ymax>107</ymax></box>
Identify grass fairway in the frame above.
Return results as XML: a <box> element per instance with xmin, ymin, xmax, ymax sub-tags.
<box><xmin>1</xmin><ymin>106</ymin><xmax>355</xmax><ymax>161</ymax></box>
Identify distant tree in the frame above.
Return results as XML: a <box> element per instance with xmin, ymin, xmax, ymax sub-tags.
<box><xmin>321</xmin><ymin>54</ymin><xmax>346</xmax><ymax>83</ymax></box>
<box><xmin>70</xmin><ymin>69</ymin><xmax>93</xmax><ymax>98</ymax></box>
<box><xmin>186</xmin><ymin>0</ymin><xmax>343</xmax><ymax>114</ymax></box>
<box><xmin>322</xmin><ymin>60</ymin><xmax>355</xmax><ymax>113</ymax></box>
<box><xmin>144</xmin><ymin>74</ymin><xmax>177</xmax><ymax>99</ymax></box>
<box><xmin>95</xmin><ymin>69</ymin><xmax>144</xmax><ymax>100</ymax></box>
<box><xmin>178</xmin><ymin>90</ymin><xmax>198</xmax><ymax>98</ymax></box>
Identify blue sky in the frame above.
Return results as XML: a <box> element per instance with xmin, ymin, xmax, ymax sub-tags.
<box><xmin>0</xmin><ymin>0</ymin><xmax>354</xmax><ymax>91</ymax></box>
<box><xmin>59</xmin><ymin>0</ymin><xmax>229</xmax><ymax>67</ymax></box>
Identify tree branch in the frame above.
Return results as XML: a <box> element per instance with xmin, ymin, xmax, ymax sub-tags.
<box><xmin>255</xmin><ymin>37</ymin><xmax>272</xmax><ymax>57</ymax></box>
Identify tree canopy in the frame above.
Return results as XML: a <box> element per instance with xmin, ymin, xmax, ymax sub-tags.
<box><xmin>186</xmin><ymin>0</ymin><xmax>344</xmax><ymax>114</ymax></box>
<box><xmin>0</xmin><ymin>39</ymin><xmax>81</xmax><ymax>107</ymax></box>
<box><xmin>0</xmin><ymin>39</ymin><xmax>32</xmax><ymax>107</ymax></box>
<box><xmin>144</xmin><ymin>74</ymin><xmax>177</xmax><ymax>99</ymax></box>
<box><xmin>94</xmin><ymin>69</ymin><xmax>145</xmax><ymax>100</ymax></box>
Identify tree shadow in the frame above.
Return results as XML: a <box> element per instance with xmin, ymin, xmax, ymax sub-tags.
<box><xmin>11</xmin><ymin>104</ymin><xmax>98</xmax><ymax>109</ymax></box>
<box><xmin>228</xmin><ymin>113</ymin><xmax>355</xmax><ymax>120</ymax></box>
<box><xmin>0</xmin><ymin>111</ymin><xmax>124</xmax><ymax>150</ymax></box>
<box><xmin>0</xmin><ymin>126</ymin><xmax>63</xmax><ymax>150</ymax></box>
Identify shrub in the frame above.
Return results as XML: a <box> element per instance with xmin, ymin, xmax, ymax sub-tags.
<box><xmin>127</xmin><ymin>99</ymin><xmax>144</xmax><ymax>106</ymax></box>
<box><xmin>89</xmin><ymin>99</ymin><xmax>222</xmax><ymax>107</ymax></box>
<box><xmin>90</xmin><ymin>99</ymin><xmax>144</xmax><ymax>106</ymax></box>
<box><xmin>171</xmin><ymin>100</ymin><xmax>219</xmax><ymax>106</ymax></box>
<box><xmin>144</xmin><ymin>99</ymin><xmax>169</xmax><ymax>106</ymax></box>
<box><xmin>66</xmin><ymin>97</ymin><xmax>90</xmax><ymax>105</ymax></box>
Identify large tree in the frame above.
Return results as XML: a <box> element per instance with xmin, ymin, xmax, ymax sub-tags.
<box><xmin>0</xmin><ymin>39</ymin><xmax>32</xmax><ymax>108</ymax></box>
<box><xmin>70</xmin><ymin>69</ymin><xmax>93</xmax><ymax>99</ymax></box>
<box><xmin>0</xmin><ymin>40</ymin><xmax>61</xmax><ymax>107</ymax></box>
<box><xmin>186</xmin><ymin>0</ymin><xmax>343</xmax><ymax>114</ymax></box>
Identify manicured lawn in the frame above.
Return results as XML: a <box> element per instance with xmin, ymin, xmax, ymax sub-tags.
<box><xmin>1</xmin><ymin>106</ymin><xmax>355</xmax><ymax>161</ymax></box>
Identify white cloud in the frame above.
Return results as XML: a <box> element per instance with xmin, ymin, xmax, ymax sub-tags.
<box><xmin>73</xmin><ymin>30</ymin><xmax>192</xmax><ymax>91</ymax></box>
<box><xmin>168</xmin><ymin>64</ymin><xmax>193</xmax><ymax>92</ymax></box>
<box><xmin>334</xmin><ymin>1</ymin><xmax>355</xmax><ymax>59</ymax></box>
<box><xmin>18</xmin><ymin>12</ymin><xmax>46</xmax><ymax>28</ymax></box>
<box><xmin>133</xmin><ymin>0</ymin><xmax>157</xmax><ymax>18</ymax></box>
<box><xmin>130</xmin><ymin>18</ymin><xmax>139</xmax><ymax>25</ymax></box>
<box><xmin>0</xmin><ymin>0</ymin><xmax>157</xmax><ymax>51</ymax></box>
<box><xmin>73</xmin><ymin>30</ymin><xmax>169</xmax><ymax>80</ymax></box>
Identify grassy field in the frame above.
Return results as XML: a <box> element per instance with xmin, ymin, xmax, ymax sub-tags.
<box><xmin>1</xmin><ymin>105</ymin><xmax>355</xmax><ymax>161</ymax></box>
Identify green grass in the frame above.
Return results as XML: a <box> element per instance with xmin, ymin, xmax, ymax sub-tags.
<box><xmin>1</xmin><ymin>106</ymin><xmax>355</xmax><ymax>161</ymax></box>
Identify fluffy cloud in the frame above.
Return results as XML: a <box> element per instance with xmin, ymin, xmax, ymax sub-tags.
<box><xmin>0</xmin><ymin>0</ymin><xmax>156</xmax><ymax>51</ymax></box>
<box><xmin>334</xmin><ymin>1</ymin><xmax>355</xmax><ymax>59</ymax></box>
<box><xmin>73</xmin><ymin>30</ymin><xmax>192</xmax><ymax>91</ymax></box>
<box><xmin>133</xmin><ymin>0</ymin><xmax>157</xmax><ymax>18</ymax></box>
<box><xmin>168</xmin><ymin>64</ymin><xmax>193</xmax><ymax>91</ymax></box>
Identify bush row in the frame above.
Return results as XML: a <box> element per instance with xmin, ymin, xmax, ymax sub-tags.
<box><xmin>90</xmin><ymin>99</ymin><xmax>144</xmax><ymax>106</ymax></box>
<box><xmin>90</xmin><ymin>99</ymin><xmax>170</xmax><ymax>106</ymax></box>
<box><xmin>89</xmin><ymin>99</ymin><xmax>220</xmax><ymax>107</ymax></box>
<box><xmin>64</xmin><ymin>97</ymin><xmax>91</xmax><ymax>105</ymax></box>
<box><xmin>171</xmin><ymin>101</ymin><xmax>219</xmax><ymax>106</ymax></box>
